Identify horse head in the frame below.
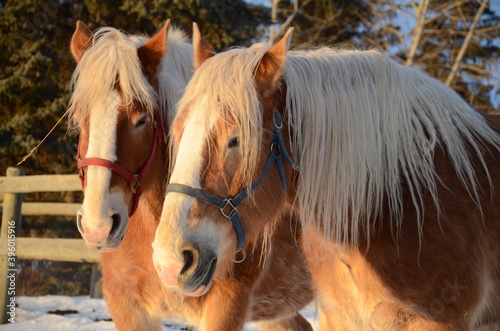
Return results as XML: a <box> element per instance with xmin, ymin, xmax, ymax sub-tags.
<box><xmin>70</xmin><ymin>21</ymin><xmax>170</xmax><ymax>251</ymax></box>
<box><xmin>151</xmin><ymin>25</ymin><xmax>298</xmax><ymax>296</ymax></box>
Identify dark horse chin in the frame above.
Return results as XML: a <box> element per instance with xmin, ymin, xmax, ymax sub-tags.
<box><xmin>175</xmin><ymin>258</ymin><xmax>217</xmax><ymax>297</ymax></box>
<box><xmin>84</xmin><ymin>227</ymin><xmax>126</xmax><ymax>252</ymax></box>
<box><xmin>79</xmin><ymin>213</ymin><xmax>129</xmax><ymax>252</ymax></box>
<box><xmin>85</xmin><ymin>239</ymin><xmax>123</xmax><ymax>252</ymax></box>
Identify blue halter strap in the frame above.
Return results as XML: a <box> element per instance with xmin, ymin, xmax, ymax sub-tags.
<box><xmin>166</xmin><ymin>111</ymin><xmax>299</xmax><ymax>256</ymax></box>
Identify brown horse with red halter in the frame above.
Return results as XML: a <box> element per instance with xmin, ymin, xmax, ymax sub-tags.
<box><xmin>69</xmin><ymin>21</ymin><xmax>313</xmax><ymax>330</ymax></box>
<box><xmin>156</xmin><ymin>25</ymin><xmax>500</xmax><ymax>330</ymax></box>
<box><xmin>77</xmin><ymin>110</ymin><xmax>165</xmax><ymax>217</ymax></box>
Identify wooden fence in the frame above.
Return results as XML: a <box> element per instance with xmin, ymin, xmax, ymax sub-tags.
<box><xmin>0</xmin><ymin>167</ymin><xmax>100</xmax><ymax>324</ymax></box>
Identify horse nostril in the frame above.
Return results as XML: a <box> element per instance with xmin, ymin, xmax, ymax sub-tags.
<box><xmin>180</xmin><ymin>248</ymin><xmax>199</xmax><ymax>276</ymax></box>
<box><xmin>181</xmin><ymin>250</ymin><xmax>194</xmax><ymax>275</ymax></box>
<box><xmin>109</xmin><ymin>213</ymin><xmax>121</xmax><ymax>237</ymax></box>
<box><xmin>76</xmin><ymin>212</ymin><xmax>84</xmax><ymax>233</ymax></box>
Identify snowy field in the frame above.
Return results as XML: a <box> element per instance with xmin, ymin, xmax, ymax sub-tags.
<box><xmin>1</xmin><ymin>296</ymin><xmax>319</xmax><ymax>330</ymax></box>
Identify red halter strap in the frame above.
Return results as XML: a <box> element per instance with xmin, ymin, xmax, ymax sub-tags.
<box><xmin>78</xmin><ymin>112</ymin><xmax>166</xmax><ymax>216</ymax></box>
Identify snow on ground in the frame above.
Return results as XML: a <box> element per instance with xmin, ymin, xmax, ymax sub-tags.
<box><xmin>1</xmin><ymin>296</ymin><xmax>319</xmax><ymax>330</ymax></box>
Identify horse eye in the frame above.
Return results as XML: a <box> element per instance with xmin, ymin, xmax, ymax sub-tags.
<box><xmin>228</xmin><ymin>137</ymin><xmax>239</xmax><ymax>148</ymax></box>
<box><xmin>135</xmin><ymin>116</ymin><xmax>147</xmax><ymax>128</ymax></box>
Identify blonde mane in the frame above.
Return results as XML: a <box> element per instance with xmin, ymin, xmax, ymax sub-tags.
<box><xmin>177</xmin><ymin>44</ymin><xmax>500</xmax><ymax>246</ymax></box>
<box><xmin>69</xmin><ymin>26</ymin><xmax>193</xmax><ymax>131</ymax></box>
<box><xmin>175</xmin><ymin>44</ymin><xmax>269</xmax><ymax>182</ymax></box>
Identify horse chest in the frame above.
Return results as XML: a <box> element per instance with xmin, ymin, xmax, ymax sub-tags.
<box><xmin>303</xmin><ymin>225</ymin><xmax>414</xmax><ymax>330</ymax></box>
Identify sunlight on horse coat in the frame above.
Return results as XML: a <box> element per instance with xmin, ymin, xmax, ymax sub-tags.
<box><xmin>69</xmin><ymin>22</ymin><xmax>313</xmax><ymax>331</ymax></box>
<box><xmin>162</xmin><ymin>25</ymin><xmax>500</xmax><ymax>330</ymax></box>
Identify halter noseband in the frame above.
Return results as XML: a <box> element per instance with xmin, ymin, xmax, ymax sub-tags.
<box><xmin>78</xmin><ymin>111</ymin><xmax>166</xmax><ymax>216</ymax></box>
<box><xmin>167</xmin><ymin>111</ymin><xmax>299</xmax><ymax>260</ymax></box>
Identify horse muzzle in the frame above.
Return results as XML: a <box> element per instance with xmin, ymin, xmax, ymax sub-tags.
<box><xmin>77</xmin><ymin>210</ymin><xmax>128</xmax><ymax>252</ymax></box>
<box><xmin>153</xmin><ymin>242</ymin><xmax>217</xmax><ymax>297</ymax></box>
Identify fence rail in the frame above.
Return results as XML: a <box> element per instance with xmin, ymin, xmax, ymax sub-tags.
<box><xmin>0</xmin><ymin>167</ymin><xmax>100</xmax><ymax>324</ymax></box>
<box><xmin>0</xmin><ymin>174</ymin><xmax>82</xmax><ymax>193</ymax></box>
<box><xmin>0</xmin><ymin>203</ymin><xmax>81</xmax><ymax>216</ymax></box>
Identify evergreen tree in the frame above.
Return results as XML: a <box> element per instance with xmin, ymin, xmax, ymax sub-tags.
<box><xmin>0</xmin><ymin>0</ymin><xmax>269</xmax><ymax>176</ymax></box>
<box><xmin>0</xmin><ymin>0</ymin><xmax>268</xmax><ymax>296</ymax></box>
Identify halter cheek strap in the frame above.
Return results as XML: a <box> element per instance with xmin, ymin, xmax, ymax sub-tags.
<box><xmin>167</xmin><ymin>111</ymin><xmax>300</xmax><ymax>256</ymax></box>
<box><xmin>78</xmin><ymin>112</ymin><xmax>166</xmax><ymax>216</ymax></box>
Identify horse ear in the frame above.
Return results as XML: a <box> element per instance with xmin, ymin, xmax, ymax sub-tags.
<box><xmin>138</xmin><ymin>20</ymin><xmax>170</xmax><ymax>77</ymax></box>
<box><xmin>193</xmin><ymin>22</ymin><xmax>215</xmax><ymax>70</ymax></box>
<box><xmin>255</xmin><ymin>28</ymin><xmax>293</xmax><ymax>97</ymax></box>
<box><xmin>71</xmin><ymin>21</ymin><xmax>92</xmax><ymax>63</ymax></box>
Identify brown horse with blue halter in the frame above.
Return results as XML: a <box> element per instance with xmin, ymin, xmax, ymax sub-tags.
<box><xmin>156</xmin><ymin>24</ymin><xmax>500</xmax><ymax>330</ymax></box>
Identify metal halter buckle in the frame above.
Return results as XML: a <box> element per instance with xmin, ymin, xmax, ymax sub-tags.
<box><xmin>220</xmin><ymin>199</ymin><xmax>237</xmax><ymax>219</ymax></box>
<box><xmin>232</xmin><ymin>249</ymin><xmax>246</xmax><ymax>263</ymax></box>
<box><xmin>270</xmin><ymin>142</ymin><xmax>280</xmax><ymax>154</ymax></box>
<box><xmin>130</xmin><ymin>174</ymin><xmax>140</xmax><ymax>194</ymax></box>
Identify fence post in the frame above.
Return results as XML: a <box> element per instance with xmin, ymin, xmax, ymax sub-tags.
<box><xmin>89</xmin><ymin>263</ymin><xmax>102</xmax><ymax>299</ymax></box>
<box><xmin>0</xmin><ymin>167</ymin><xmax>25</xmax><ymax>324</ymax></box>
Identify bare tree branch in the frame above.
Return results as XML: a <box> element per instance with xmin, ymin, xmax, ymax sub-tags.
<box><xmin>461</xmin><ymin>64</ymin><xmax>492</xmax><ymax>76</ymax></box>
<box><xmin>406</xmin><ymin>0</ymin><xmax>430</xmax><ymax>66</ymax></box>
<box><xmin>409</xmin><ymin>0</ymin><xmax>418</xmax><ymax>12</ymax></box>
<box><xmin>444</xmin><ymin>0</ymin><xmax>489</xmax><ymax>86</ymax></box>
<box><xmin>269</xmin><ymin>0</ymin><xmax>279</xmax><ymax>44</ymax></box>
<box><xmin>475</xmin><ymin>25</ymin><xmax>500</xmax><ymax>34</ymax></box>
<box><xmin>269</xmin><ymin>0</ymin><xmax>313</xmax><ymax>44</ymax></box>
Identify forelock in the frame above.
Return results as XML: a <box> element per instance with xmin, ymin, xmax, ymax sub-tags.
<box><xmin>68</xmin><ymin>27</ymin><xmax>157</xmax><ymax>131</ymax></box>
<box><xmin>174</xmin><ymin>45</ymin><xmax>272</xmax><ymax>187</ymax></box>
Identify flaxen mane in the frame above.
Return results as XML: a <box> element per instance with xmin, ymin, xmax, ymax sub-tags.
<box><xmin>175</xmin><ymin>44</ymin><xmax>268</xmax><ymax>183</ymax></box>
<box><xmin>69</xmin><ymin>26</ymin><xmax>192</xmax><ymax>131</ymax></box>
<box><xmin>177</xmin><ymin>44</ymin><xmax>500</xmax><ymax>246</ymax></box>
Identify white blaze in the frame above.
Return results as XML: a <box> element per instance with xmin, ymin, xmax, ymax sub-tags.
<box><xmin>81</xmin><ymin>92</ymin><xmax>120</xmax><ymax>227</ymax></box>
<box><xmin>154</xmin><ymin>99</ymin><xmax>217</xmax><ymax>255</ymax></box>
